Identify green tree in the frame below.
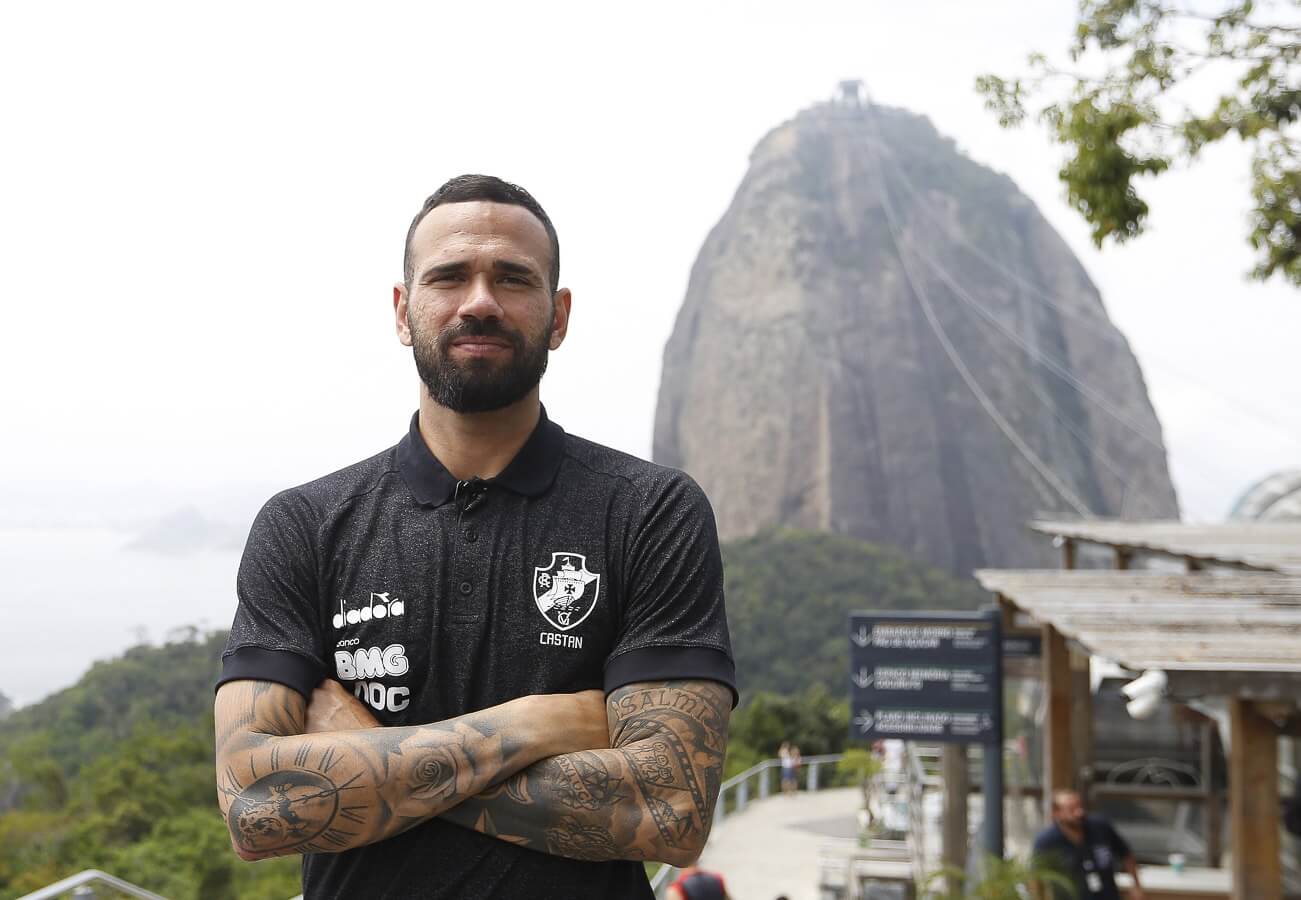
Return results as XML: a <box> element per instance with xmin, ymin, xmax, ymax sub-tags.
<box><xmin>926</xmin><ymin>853</ymin><xmax>1078</xmax><ymax>900</ymax></box>
<box><xmin>977</xmin><ymin>0</ymin><xmax>1301</xmax><ymax>285</ymax></box>
<box><xmin>723</xmin><ymin>529</ymin><xmax>986</xmax><ymax>697</ymax></box>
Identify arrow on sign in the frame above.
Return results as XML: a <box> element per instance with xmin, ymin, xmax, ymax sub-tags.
<box><xmin>853</xmin><ymin>710</ymin><xmax>875</xmax><ymax>733</ymax></box>
<box><xmin>851</xmin><ymin>626</ymin><xmax>870</xmax><ymax>648</ymax></box>
<box><xmin>852</xmin><ymin>668</ymin><xmax>874</xmax><ymax>689</ymax></box>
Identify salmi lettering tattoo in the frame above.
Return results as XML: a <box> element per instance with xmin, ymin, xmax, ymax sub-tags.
<box><xmin>441</xmin><ymin>679</ymin><xmax>730</xmax><ymax>867</ymax></box>
<box><xmin>214</xmin><ymin>679</ymin><xmax>593</xmax><ymax>861</ymax></box>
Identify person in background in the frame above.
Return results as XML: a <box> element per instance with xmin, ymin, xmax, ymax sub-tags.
<box><xmin>668</xmin><ymin>865</ymin><xmax>730</xmax><ymax>900</ymax></box>
<box><xmin>779</xmin><ymin>741</ymin><xmax>796</xmax><ymax>795</ymax></box>
<box><xmin>1032</xmin><ymin>789</ymin><xmax>1145</xmax><ymax>900</ymax></box>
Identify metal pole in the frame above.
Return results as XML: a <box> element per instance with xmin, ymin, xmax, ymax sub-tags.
<box><xmin>983</xmin><ymin>607</ymin><xmax>1005</xmax><ymax>860</ymax></box>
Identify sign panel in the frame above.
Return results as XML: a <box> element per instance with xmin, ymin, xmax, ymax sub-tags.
<box><xmin>849</xmin><ymin>611</ymin><xmax>1002</xmax><ymax>744</ymax></box>
<box><xmin>1002</xmin><ymin>635</ymin><xmax>1042</xmax><ymax>658</ymax></box>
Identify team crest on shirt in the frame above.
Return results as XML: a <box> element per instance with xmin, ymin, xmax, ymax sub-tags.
<box><xmin>533</xmin><ymin>552</ymin><xmax>601</xmax><ymax>632</ymax></box>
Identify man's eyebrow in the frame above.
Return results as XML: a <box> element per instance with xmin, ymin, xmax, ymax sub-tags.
<box><xmin>419</xmin><ymin>261</ymin><xmax>468</xmax><ymax>280</ymax></box>
<box><xmin>493</xmin><ymin>260</ymin><xmax>540</xmax><ymax>279</ymax></box>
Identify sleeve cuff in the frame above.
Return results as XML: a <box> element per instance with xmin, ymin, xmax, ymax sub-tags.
<box><xmin>604</xmin><ymin>645</ymin><xmax>738</xmax><ymax>708</ymax></box>
<box><xmin>217</xmin><ymin>646</ymin><xmax>322</xmax><ymax>700</ymax></box>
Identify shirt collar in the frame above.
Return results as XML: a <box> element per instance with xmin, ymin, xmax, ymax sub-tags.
<box><xmin>397</xmin><ymin>407</ymin><xmax>566</xmax><ymax>508</ymax></box>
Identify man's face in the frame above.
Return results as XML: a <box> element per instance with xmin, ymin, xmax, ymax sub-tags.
<box><xmin>1053</xmin><ymin>791</ymin><xmax>1086</xmax><ymax>829</ymax></box>
<box><xmin>395</xmin><ymin>201</ymin><xmax>570</xmax><ymax>413</ymax></box>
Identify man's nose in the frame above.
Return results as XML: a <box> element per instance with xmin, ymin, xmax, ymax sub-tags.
<box><xmin>457</xmin><ymin>275</ymin><xmax>505</xmax><ymax>320</ymax></box>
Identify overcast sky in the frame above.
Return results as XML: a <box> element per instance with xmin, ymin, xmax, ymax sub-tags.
<box><xmin>2</xmin><ymin>3</ymin><xmax>1300</xmax><ymax>702</ymax></box>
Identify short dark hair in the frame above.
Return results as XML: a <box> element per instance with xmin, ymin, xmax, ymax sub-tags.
<box><xmin>403</xmin><ymin>174</ymin><xmax>560</xmax><ymax>292</ymax></box>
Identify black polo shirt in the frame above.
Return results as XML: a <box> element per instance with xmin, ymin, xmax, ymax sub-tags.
<box><xmin>1032</xmin><ymin>816</ymin><xmax>1132</xmax><ymax>900</ymax></box>
<box><xmin>220</xmin><ymin>409</ymin><xmax>735</xmax><ymax>900</ymax></box>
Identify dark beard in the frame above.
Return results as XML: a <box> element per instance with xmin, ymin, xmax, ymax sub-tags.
<box><xmin>412</xmin><ymin>317</ymin><xmax>550</xmax><ymax>413</ymax></box>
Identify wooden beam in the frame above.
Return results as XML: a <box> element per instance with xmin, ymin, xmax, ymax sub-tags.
<box><xmin>941</xmin><ymin>743</ymin><xmax>969</xmax><ymax>895</ymax></box>
<box><xmin>1069</xmin><ymin>645</ymin><xmax>1093</xmax><ymax>793</ymax></box>
<box><xmin>1061</xmin><ymin>538</ymin><xmax>1077</xmax><ymax>571</ymax></box>
<box><xmin>1042</xmin><ymin>624</ymin><xmax>1073</xmax><ymax>821</ymax></box>
<box><xmin>1229</xmin><ymin>698</ymin><xmax>1280</xmax><ymax>899</ymax></box>
<box><xmin>1201</xmin><ymin>720</ymin><xmax>1221</xmax><ymax>868</ymax></box>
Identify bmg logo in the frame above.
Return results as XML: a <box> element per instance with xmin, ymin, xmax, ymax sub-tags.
<box><xmin>333</xmin><ymin>591</ymin><xmax>405</xmax><ymax>630</ymax></box>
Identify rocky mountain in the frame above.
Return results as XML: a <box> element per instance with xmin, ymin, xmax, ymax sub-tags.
<box><xmin>653</xmin><ymin>98</ymin><xmax>1179</xmax><ymax>572</ymax></box>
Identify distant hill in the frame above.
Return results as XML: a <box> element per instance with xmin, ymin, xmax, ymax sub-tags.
<box><xmin>654</xmin><ymin>99</ymin><xmax>1179</xmax><ymax>573</ymax></box>
<box><xmin>723</xmin><ymin>528</ymin><xmax>989</xmax><ymax>697</ymax></box>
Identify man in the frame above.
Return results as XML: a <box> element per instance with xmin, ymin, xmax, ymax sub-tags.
<box><xmin>667</xmin><ymin>864</ymin><xmax>730</xmax><ymax>899</ymax></box>
<box><xmin>1033</xmin><ymin>789</ymin><xmax>1145</xmax><ymax>900</ymax></box>
<box><xmin>214</xmin><ymin>175</ymin><xmax>736</xmax><ymax>899</ymax></box>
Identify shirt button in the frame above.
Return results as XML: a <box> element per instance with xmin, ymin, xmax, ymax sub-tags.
<box><xmin>463</xmin><ymin>527</ymin><xmax>478</xmax><ymax>543</ymax></box>
<box><xmin>458</xmin><ymin>580</ymin><xmax>473</xmax><ymax>596</ymax></box>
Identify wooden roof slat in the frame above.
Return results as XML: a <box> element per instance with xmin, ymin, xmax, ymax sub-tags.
<box><xmin>1030</xmin><ymin>520</ymin><xmax>1301</xmax><ymax>574</ymax></box>
<box><xmin>975</xmin><ymin>569</ymin><xmax>1301</xmax><ymax>675</ymax></box>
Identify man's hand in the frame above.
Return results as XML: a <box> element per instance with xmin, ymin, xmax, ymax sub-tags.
<box><xmin>306</xmin><ymin>680</ymin><xmax>381</xmax><ymax>732</ymax></box>
<box><xmin>214</xmin><ymin>680</ymin><xmax>610</xmax><ymax>861</ymax></box>
<box><xmin>440</xmin><ymin>679</ymin><xmax>731</xmax><ymax>867</ymax></box>
<box><xmin>1129</xmin><ymin>886</ymin><xmax>1146</xmax><ymax>900</ymax></box>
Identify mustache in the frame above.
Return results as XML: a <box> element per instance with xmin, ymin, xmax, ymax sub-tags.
<box><xmin>438</xmin><ymin>319</ymin><xmax>524</xmax><ymax>349</ymax></box>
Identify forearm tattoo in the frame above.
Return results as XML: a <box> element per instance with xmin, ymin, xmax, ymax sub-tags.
<box><xmin>442</xmin><ymin>680</ymin><xmax>730</xmax><ymax>865</ymax></box>
<box><xmin>213</xmin><ymin>681</ymin><xmax>530</xmax><ymax>860</ymax></box>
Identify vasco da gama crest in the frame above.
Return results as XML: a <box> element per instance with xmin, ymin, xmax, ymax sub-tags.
<box><xmin>533</xmin><ymin>552</ymin><xmax>601</xmax><ymax>631</ymax></box>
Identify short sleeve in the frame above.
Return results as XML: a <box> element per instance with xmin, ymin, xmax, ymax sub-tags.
<box><xmin>217</xmin><ymin>490</ymin><xmax>325</xmax><ymax>699</ymax></box>
<box><xmin>603</xmin><ymin>472</ymin><xmax>737</xmax><ymax>705</ymax></box>
<box><xmin>1103</xmin><ymin>819</ymin><xmax>1132</xmax><ymax>861</ymax></box>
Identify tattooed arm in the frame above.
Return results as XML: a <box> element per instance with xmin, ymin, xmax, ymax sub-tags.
<box><xmin>437</xmin><ymin>679</ymin><xmax>731</xmax><ymax>867</ymax></box>
<box><xmin>213</xmin><ymin>680</ymin><xmax>607</xmax><ymax>861</ymax></box>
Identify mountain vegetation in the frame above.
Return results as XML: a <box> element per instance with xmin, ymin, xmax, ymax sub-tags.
<box><xmin>0</xmin><ymin>529</ymin><xmax>987</xmax><ymax>898</ymax></box>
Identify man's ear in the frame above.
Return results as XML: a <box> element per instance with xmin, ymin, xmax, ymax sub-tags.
<box><xmin>549</xmin><ymin>288</ymin><xmax>572</xmax><ymax>350</ymax></box>
<box><xmin>394</xmin><ymin>283</ymin><xmax>413</xmax><ymax>347</ymax></box>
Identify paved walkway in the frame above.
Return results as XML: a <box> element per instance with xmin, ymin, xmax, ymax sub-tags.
<box><xmin>696</xmin><ymin>787</ymin><xmax>861</xmax><ymax>900</ymax></box>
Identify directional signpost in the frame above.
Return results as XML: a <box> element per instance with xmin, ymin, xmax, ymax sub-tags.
<box><xmin>849</xmin><ymin>609</ymin><xmax>1004</xmax><ymax>857</ymax></box>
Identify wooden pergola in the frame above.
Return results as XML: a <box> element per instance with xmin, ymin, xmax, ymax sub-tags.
<box><xmin>977</xmin><ymin>519</ymin><xmax>1301</xmax><ymax>900</ymax></box>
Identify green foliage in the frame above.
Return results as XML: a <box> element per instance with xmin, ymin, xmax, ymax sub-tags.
<box><xmin>725</xmin><ymin>685</ymin><xmax>850</xmax><ymax>778</ymax></box>
<box><xmin>977</xmin><ymin>0</ymin><xmax>1301</xmax><ymax>286</ymax></box>
<box><xmin>0</xmin><ymin>634</ymin><xmax>300</xmax><ymax>900</ymax></box>
<box><xmin>723</xmin><ymin>528</ymin><xmax>987</xmax><ymax>698</ymax></box>
<box><xmin>838</xmin><ymin>747</ymin><xmax>883</xmax><ymax>784</ymax></box>
<box><xmin>926</xmin><ymin>853</ymin><xmax>1078</xmax><ymax>900</ymax></box>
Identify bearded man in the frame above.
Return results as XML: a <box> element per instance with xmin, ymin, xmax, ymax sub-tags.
<box><xmin>214</xmin><ymin>175</ymin><xmax>736</xmax><ymax>899</ymax></box>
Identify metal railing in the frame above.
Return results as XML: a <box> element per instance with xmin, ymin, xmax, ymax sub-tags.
<box><xmin>649</xmin><ymin>752</ymin><xmax>846</xmax><ymax>896</ymax></box>
<box><xmin>17</xmin><ymin>869</ymin><xmax>169</xmax><ymax>900</ymax></box>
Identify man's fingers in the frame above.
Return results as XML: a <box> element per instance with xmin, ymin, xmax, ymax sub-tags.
<box><xmin>306</xmin><ymin>679</ymin><xmax>381</xmax><ymax>731</ymax></box>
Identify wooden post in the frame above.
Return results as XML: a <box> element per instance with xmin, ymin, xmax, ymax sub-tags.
<box><xmin>1201</xmin><ymin>720</ymin><xmax>1221</xmax><ymax>868</ymax></box>
<box><xmin>1114</xmin><ymin>547</ymin><xmax>1133</xmax><ymax>570</ymax></box>
<box><xmin>942</xmin><ymin>744</ymin><xmax>969</xmax><ymax>895</ymax></box>
<box><xmin>1042</xmin><ymin>624</ymin><xmax>1073</xmax><ymax>822</ymax></box>
<box><xmin>1229</xmin><ymin>698</ymin><xmax>1280</xmax><ymax>899</ymax></box>
<box><xmin>1069</xmin><ymin>645</ymin><xmax>1093</xmax><ymax>795</ymax></box>
<box><xmin>1061</xmin><ymin>538</ymin><xmax>1076</xmax><ymax>571</ymax></box>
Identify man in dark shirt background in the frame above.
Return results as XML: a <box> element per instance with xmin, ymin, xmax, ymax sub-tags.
<box><xmin>1033</xmin><ymin>789</ymin><xmax>1145</xmax><ymax>900</ymax></box>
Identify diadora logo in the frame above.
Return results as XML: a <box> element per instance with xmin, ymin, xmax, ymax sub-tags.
<box><xmin>332</xmin><ymin>591</ymin><xmax>405</xmax><ymax>629</ymax></box>
<box><xmin>533</xmin><ymin>552</ymin><xmax>600</xmax><ymax>632</ymax></box>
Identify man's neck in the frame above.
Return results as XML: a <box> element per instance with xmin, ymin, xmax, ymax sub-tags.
<box><xmin>1058</xmin><ymin>820</ymin><xmax>1085</xmax><ymax>845</ymax></box>
<box><xmin>416</xmin><ymin>388</ymin><xmax>542</xmax><ymax>481</ymax></box>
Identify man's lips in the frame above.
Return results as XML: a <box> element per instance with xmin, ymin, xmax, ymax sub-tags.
<box><xmin>450</xmin><ymin>337</ymin><xmax>512</xmax><ymax>352</ymax></box>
